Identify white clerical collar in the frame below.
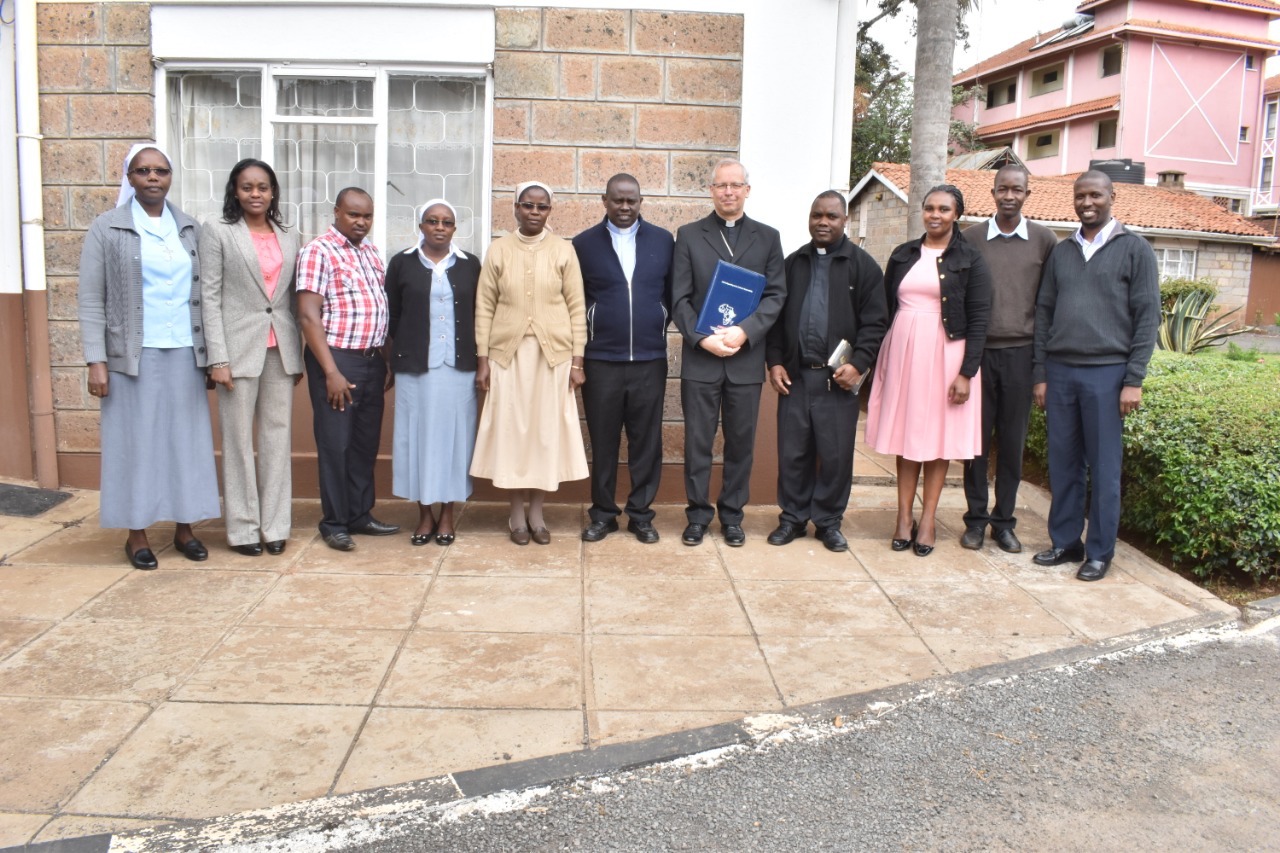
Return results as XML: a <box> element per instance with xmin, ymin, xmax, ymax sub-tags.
<box><xmin>606</xmin><ymin>219</ymin><xmax>639</xmax><ymax>237</ymax></box>
<box><xmin>986</xmin><ymin>215</ymin><xmax>1029</xmax><ymax>241</ymax></box>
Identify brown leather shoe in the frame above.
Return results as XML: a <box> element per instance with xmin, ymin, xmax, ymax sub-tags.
<box><xmin>509</xmin><ymin>523</ymin><xmax>530</xmax><ymax>546</ymax></box>
<box><xmin>531</xmin><ymin>526</ymin><xmax>551</xmax><ymax>545</ymax></box>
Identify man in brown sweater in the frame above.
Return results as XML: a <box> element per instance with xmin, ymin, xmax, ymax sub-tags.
<box><xmin>959</xmin><ymin>165</ymin><xmax>1058</xmax><ymax>553</ymax></box>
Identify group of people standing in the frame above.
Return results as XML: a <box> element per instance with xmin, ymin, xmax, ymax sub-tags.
<box><xmin>79</xmin><ymin>144</ymin><xmax>1158</xmax><ymax>584</ymax></box>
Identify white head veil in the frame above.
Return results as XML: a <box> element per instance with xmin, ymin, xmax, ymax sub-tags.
<box><xmin>117</xmin><ymin>143</ymin><xmax>173</xmax><ymax>208</ymax></box>
<box><xmin>514</xmin><ymin>181</ymin><xmax>554</xmax><ymax>203</ymax></box>
<box><xmin>414</xmin><ymin>198</ymin><xmax>464</xmax><ymax>259</ymax></box>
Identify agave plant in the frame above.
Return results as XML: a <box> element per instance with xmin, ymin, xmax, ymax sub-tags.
<box><xmin>1157</xmin><ymin>290</ymin><xmax>1247</xmax><ymax>354</ymax></box>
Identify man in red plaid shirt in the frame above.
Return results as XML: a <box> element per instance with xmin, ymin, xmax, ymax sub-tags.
<box><xmin>297</xmin><ymin>188</ymin><xmax>400</xmax><ymax>551</ymax></box>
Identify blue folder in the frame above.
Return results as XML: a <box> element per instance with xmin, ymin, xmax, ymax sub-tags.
<box><xmin>695</xmin><ymin>260</ymin><xmax>766</xmax><ymax>336</ymax></box>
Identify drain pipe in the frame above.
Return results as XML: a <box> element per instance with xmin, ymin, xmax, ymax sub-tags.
<box><xmin>15</xmin><ymin>0</ymin><xmax>58</xmax><ymax>488</ymax></box>
<box><xmin>830</xmin><ymin>0</ymin><xmax>858</xmax><ymax>192</ymax></box>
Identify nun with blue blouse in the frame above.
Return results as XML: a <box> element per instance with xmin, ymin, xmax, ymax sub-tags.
<box><xmin>77</xmin><ymin>143</ymin><xmax>221</xmax><ymax>570</ymax></box>
<box><xmin>385</xmin><ymin>199</ymin><xmax>483</xmax><ymax>545</ymax></box>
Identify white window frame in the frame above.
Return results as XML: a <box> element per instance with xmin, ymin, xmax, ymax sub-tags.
<box><xmin>1264</xmin><ymin>100</ymin><xmax>1278</xmax><ymax>141</ymax></box>
<box><xmin>155</xmin><ymin>61</ymin><xmax>494</xmax><ymax>256</ymax></box>
<box><xmin>1154</xmin><ymin>246</ymin><xmax>1197</xmax><ymax>281</ymax></box>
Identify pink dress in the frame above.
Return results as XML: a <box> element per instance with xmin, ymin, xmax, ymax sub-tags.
<box><xmin>866</xmin><ymin>246</ymin><xmax>982</xmax><ymax>462</ymax></box>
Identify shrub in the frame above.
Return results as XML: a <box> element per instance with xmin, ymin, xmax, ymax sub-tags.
<box><xmin>1026</xmin><ymin>351</ymin><xmax>1280</xmax><ymax>580</ymax></box>
<box><xmin>1225</xmin><ymin>341</ymin><xmax>1262</xmax><ymax>362</ymax></box>
<box><xmin>1157</xmin><ymin>290</ymin><xmax>1246</xmax><ymax>354</ymax></box>
<box><xmin>1159</xmin><ymin>277</ymin><xmax>1217</xmax><ymax>311</ymax></box>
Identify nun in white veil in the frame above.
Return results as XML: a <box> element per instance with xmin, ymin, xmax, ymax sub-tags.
<box><xmin>76</xmin><ymin>142</ymin><xmax>221</xmax><ymax>570</ymax></box>
<box><xmin>385</xmin><ymin>199</ymin><xmax>484</xmax><ymax>545</ymax></box>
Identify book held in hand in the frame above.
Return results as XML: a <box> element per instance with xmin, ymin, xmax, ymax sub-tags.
<box><xmin>827</xmin><ymin>338</ymin><xmax>869</xmax><ymax>392</ymax></box>
<box><xmin>695</xmin><ymin>260</ymin><xmax>766</xmax><ymax>336</ymax></box>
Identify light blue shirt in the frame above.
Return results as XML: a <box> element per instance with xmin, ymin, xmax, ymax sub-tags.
<box><xmin>418</xmin><ymin>248</ymin><xmax>461</xmax><ymax>368</ymax></box>
<box><xmin>1073</xmin><ymin>217</ymin><xmax>1119</xmax><ymax>262</ymax></box>
<box><xmin>985</xmin><ymin>215</ymin><xmax>1030</xmax><ymax>241</ymax></box>
<box><xmin>133</xmin><ymin>200</ymin><xmax>193</xmax><ymax>348</ymax></box>
<box><xmin>606</xmin><ymin>218</ymin><xmax>639</xmax><ymax>284</ymax></box>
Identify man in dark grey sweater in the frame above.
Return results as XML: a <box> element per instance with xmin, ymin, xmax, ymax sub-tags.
<box><xmin>960</xmin><ymin>165</ymin><xmax>1058</xmax><ymax>554</ymax></box>
<box><xmin>1031</xmin><ymin>171</ymin><xmax>1160</xmax><ymax>582</ymax></box>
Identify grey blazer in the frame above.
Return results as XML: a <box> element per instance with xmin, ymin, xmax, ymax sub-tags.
<box><xmin>199</xmin><ymin>219</ymin><xmax>303</xmax><ymax>377</ymax></box>
<box><xmin>78</xmin><ymin>201</ymin><xmax>206</xmax><ymax>375</ymax></box>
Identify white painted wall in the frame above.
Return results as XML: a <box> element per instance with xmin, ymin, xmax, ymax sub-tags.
<box><xmin>1</xmin><ymin>18</ymin><xmax>22</xmax><ymax>294</ymax></box>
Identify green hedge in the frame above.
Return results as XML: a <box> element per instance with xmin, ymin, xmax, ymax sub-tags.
<box><xmin>1026</xmin><ymin>351</ymin><xmax>1280</xmax><ymax>580</ymax></box>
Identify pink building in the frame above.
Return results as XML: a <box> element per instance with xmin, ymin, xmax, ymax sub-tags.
<box><xmin>1257</xmin><ymin>73</ymin><xmax>1280</xmax><ymax>211</ymax></box>
<box><xmin>954</xmin><ymin>0</ymin><xmax>1280</xmax><ymax>213</ymax></box>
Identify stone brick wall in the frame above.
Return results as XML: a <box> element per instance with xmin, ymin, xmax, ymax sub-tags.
<box><xmin>37</xmin><ymin>2</ymin><xmax>153</xmax><ymax>457</ymax></box>
<box><xmin>1193</xmin><ymin>241</ymin><xmax>1252</xmax><ymax>320</ymax></box>
<box><xmin>493</xmin><ymin>8</ymin><xmax>745</xmax><ymax>468</ymax></box>
<box><xmin>848</xmin><ymin>185</ymin><xmax>909</xmax><ymax>266</ymax></box>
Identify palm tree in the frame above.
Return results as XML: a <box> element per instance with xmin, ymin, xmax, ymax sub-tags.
<box><xmin>906</xmin><ymin>0</ymin><xmax>972</xmax><ymax>236</ymax></box>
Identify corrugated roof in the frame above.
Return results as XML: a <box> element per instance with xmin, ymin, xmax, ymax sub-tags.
<box><xmin>864</xmin><ymin>162</ymin><xmax>1270</xmax><ymax>238</ymax></box>
<box><xmin>976</xmin><ymin>96</ymin><xmax>1120</xmax><ymax>138</ymax></box>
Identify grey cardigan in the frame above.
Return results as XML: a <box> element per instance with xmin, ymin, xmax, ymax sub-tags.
<box><xmin>78</xmin><ymin>201</ymin><xmax>207</xmax><ymax>375</ymax></box>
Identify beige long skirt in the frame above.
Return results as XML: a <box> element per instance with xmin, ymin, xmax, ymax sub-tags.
<box><xmin>470</xmin><ymin>335</ymin><xmax>588</xmax><ymax>491</ymax></box>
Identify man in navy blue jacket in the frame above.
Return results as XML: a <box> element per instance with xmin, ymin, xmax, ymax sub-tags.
<box><xmin>573</xmin><ymin>174</ymin><xmax>675</xmax><ymax>543</ymax></box>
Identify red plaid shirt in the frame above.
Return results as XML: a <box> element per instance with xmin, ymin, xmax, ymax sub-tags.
<box><xmin>296</xmin><ymin>226</ymin><xmax>389</xmax><ymax>349</ymax></box>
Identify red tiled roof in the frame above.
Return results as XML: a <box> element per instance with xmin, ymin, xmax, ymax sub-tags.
<box><xmin>1266</xmin><ymin>73</ymin><xmax>1280</xmax><ymax>95</ymax></box>
<box><xmin>976</xmin><ymin>96</ymin><xmax>1120</xmax><ymax>138</ymax></box>
<box><xmin>866</xmin><ymin>162</ymin><xmax>1270</xmax><ymax>238</ymax></box>
<box><xmin>955</xmin><ymin>26</ymin><xmax>1117</xmax><ymax>82</ymax></box>
<box><xmin>1079</xmin><ymin>0</ymin><xmax>1280</xmax><ymax>13</ymax></box>
<box><xmin>1125</xmin><ymin>19</ymin><xmax>1280</xmax><ymax>49</ymax></box>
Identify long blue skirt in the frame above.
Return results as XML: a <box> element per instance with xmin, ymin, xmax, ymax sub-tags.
<box><xmin>392</xmin><ymin>366</ymin><xmax>477</xmax><ymax>504</ymax></box>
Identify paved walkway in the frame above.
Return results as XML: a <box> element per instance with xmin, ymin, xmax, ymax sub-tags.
<box><xmin>0</xmin><ymin>445</ymin><xmax>1232</xmax><ymax>847</ymax></box>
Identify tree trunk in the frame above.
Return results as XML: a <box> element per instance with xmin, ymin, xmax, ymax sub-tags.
<box><xmin>906</xmin><ymin>0</ymin><xmax>959</xmax><ymax>239</ymax></box>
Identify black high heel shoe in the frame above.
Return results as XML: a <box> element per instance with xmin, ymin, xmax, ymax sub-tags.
<box><xmin>892</xmin><ymin>521</ymin><xmax>917</xmax><ymax>552</ymax></box>
<box><xmin>913</xmin><ymin>530</ymin><xmax>935</xmax><ymax>557</ymax></box>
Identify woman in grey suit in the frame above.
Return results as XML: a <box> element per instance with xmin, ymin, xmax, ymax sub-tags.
<box><xmin>200</xmin><ymin>159</ymin><xmax>303</xmax><ymax>556</ymax></box>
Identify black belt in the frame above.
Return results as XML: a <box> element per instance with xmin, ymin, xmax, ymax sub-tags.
<box><xmin>333</xmin><ymin>346</ymin><xmax>381</xmax><ymax>358</ymax></box>
<box><xmin>803</xmin><ymin>362</ymin><xmax>829</xmax><ymax>370</ymax></box>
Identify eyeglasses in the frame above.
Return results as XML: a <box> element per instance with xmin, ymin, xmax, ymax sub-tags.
<box><xmin>517</xmin><ymin>202</ymin><xmax>552</xmax><ymax>212</ymax></box>
<box><xmin>710</xmin><ymin>182</ymin><xmax>747</xmax><ymax>191</ymax></box>
<box><xmin>422</xmin><ymin>218</ymin><xmax>456</xmax><ymax>228</ymax></box>
<box><xmin>129</xmin><ymin>167</ymin><xmax>172</xmax><ymax>177</ymax></box>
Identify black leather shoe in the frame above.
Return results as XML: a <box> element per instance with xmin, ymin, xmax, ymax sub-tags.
<box><xmin>960</xmin><ymin>527</ymin><xmax>984</xmax><ymax>550</ymax></box>
<box><xmin>722</xmin><ymin>524</ymin><xmax>746</xmax><ymax>547</ymax></box>
<box><xmin>324</xmin><ymin>532</ymin><xmax>357</xmax><ymax>551</ymax></box>
<box><xmin>627</xmin><ymin>519</ymin><xmax>660</xmax><ymax>544</ymax></box>
<box><xmin>172</xmin><ymin>536</ymin><xmax>208</xmax><ymax>562</ymax></box>
<box><xmin>913</xmin><ymin>537</ymin><xmax>934</xmax><ymax>557</ymax></box>
<box><xmin>264</xmin><ymin>540</ymin><xmax>287</xmax><ymax>555</ymax></box>
<box><xmin>1076</xmin><ymin>558</ymin><xmax>1111</xmax><ymax>581</ymax></box>
<box><xmin>350</xmin><ymin>518</ymin><xmax>400</xmax><ymax>536</ymax></box>
<box><xmin>767</xmin><ymin>522</ymin><xmax>805</xmax><ymax>546</ymax></box>
<box><xmin>993</xmin><ymin>529</ymin><xmax>1022</xmax><ymax>554</ymax></box>
<box><xmin>682</xmin><ymin>523</ymin><xmax>707</xmax><ymax>546</ymax></box>
<box><xmin>582</xmin><ymin>519</ymin><xmax>619</xmax><ymax>542</ymax></box>
<box><xmin>892</xmin><ymin>521</ymin><xmax>917</xmax><ymax>552</ymax></box>
<box><xmin>816</xmin><ymin>526</ymin><xmax>848</xmax><ymax>552</ymax></box>
<box><xmin>230</xmin><ymin>543</ymin><xmax>263</xmax><ymax>557</ymax></box>
<box><xmin>1033</xmin><ymin>544</ymin><xmax>1085</xmax><ymax>566</ymax></box>
<box><xmin>125</xmin><ymin>543</ymin><xmax>158</xmax><ymax>570</ymax></box>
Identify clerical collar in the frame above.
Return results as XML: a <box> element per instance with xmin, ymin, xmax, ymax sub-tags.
<box><xmin>716</xmin><ymin>214</ymin><xmax>742</xmax><ymax>228</ymax></box>
<box><xmin>606</xmin><ymin>218</ymin><xmax>639</xmax><ymax>237</ymax></box>
<box><xmin>813</xmin><ymin>235</ymin><xmax>846</xmax><ymax>255</ymax></box>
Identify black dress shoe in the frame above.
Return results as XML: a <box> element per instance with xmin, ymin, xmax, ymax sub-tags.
<box><xmin>264</xmin><ymin>540</ymin><xmax>287</xmax><ymax>555</ymax></box>
<box><xmin>1076</xmin><ymin>558</ymin><xmax>1111</xmax><ymax>581</ymax></box>
<box><xmin>172</xmin><ymin>536</ymin><xmax>208</xmax><ymax>562</ymax></box>
<box><xmin>959</xmin><ymin>527</ymin><xmax>984</xmax><ymax>550</ymax></box>
<box><xmin>767</xmin><ymin>522</ymin><xmax>805</xmax><ymax>546</ymax></box>
<box><xmin>816</xmin><ymin>526</ymin><xmax>848</xmax><ymax>553</ymax></box>
<box><xmin>722</xmin><ymin>524</ymin><xmax>746</xmax><ymax>547</ymax></box>
<box><xmin>627</xmin><ymin>519</ymin><xmax>660</xmax><ymax>544</ymax></box>
<box><xmin>324</xmin><ymin>532</ymin><xmax>357</xmax><ymax>551</ymax></box>
<box><xmin>682</xmin><ymin>522</ymin><xmax>707</xmax><ymax>546</ymax></box>
<box><xmin>125</xmin><ymin>543</ymin><xmax>158</xmax><ymax>570</ymax></box>
<box><xmin>993</xmin><ymin>528</ymin><xmax>1022</xmax><ymax>554</ymax></box>
<box><xmin>913</xmin><ymin>537</ymin><xmax>934</xmax><ymax>557</ymax></box>
<box><xmin>350</xmin><ymin>518</ymin><xmax>400</xmax><ymax>536</ymax></box>
<box><xmin>582</xmin><ymin>518</ymin><xmax>619</xmax><ymax>542</ymax></box>
<box><xmin>1033</xmin><ymin>544</ymin><xmax>1085</xmax><ymax>566</ymax></box>
<box><xmin>892</xmin><ymin>521</ymin><xmax>917</xmax><ymax>552</ymax></box>
<box><xmin>231</xmin><ymin>543</ymin><xmax>263</xmax><ymax>557</ymax></box>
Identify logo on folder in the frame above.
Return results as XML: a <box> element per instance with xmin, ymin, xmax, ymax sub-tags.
<box><xmin>695</xmin><ymin>260</ymin><xmax>766</xmax><ymax>336</ymax></box>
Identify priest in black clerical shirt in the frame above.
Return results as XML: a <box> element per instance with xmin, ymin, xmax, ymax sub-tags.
<box><xmin>765</xmin><ymin>191</ymin><xmax>888</xmax><ymax>552</ymax></box>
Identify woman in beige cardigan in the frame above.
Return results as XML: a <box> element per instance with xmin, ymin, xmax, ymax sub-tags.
<box><xmin>199</xmin><ymin>159</ymin><xmax>302</xmax><ymax>556</ymax></box>
<box><xmin>470</xmin><ymin>181</ymin><xmax>588</xmax><ymax>545</ymax></box>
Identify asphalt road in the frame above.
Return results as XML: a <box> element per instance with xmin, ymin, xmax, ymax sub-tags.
<box><xmin>324</xmin><ymin>620</ymin><xmax>1279</xmax><ymax>853</ymax></box>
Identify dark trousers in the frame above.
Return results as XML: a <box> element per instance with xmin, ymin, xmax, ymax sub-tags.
<box><xmin>963</xmin><ymin>344</ymin><xmax>1034</xmax><ymax>532</ymax></box>
<box><xmin>582</xmin><ymin>358</ymin><xmax>666</xmax><ymax>524</ymax></box>
<box><xmin>1044</xmin><ymin>359</ymin><xmax>1125</xmax><ymax>562</ymax></box>
<box><xmin>681</xmin><ymin>376</ymin><xmax>762</xmax><ymax>526</ymax></box>
<box><xmin>305</xmin><ymin>347</ymin><xmax>386</xmax><ymax>537</ymax></box>
<box><xmin>776</xmin><ymin>367</ymin><xmax>858</xmax><ymax>530</ymax></box>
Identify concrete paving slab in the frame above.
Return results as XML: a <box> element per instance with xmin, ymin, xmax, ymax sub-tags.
<box><xmin>758</xmin><ymin>635</ymin><xmax>948</xmax><ymax>705</ymax></box>
<box><xmin>736</xmin><ymin>579</ymin><xmax>916</xmax><ymax>636</ymax></box>
<box><xmin>0</xmin><ymin>813</ymin><xmax>47</xmax><ymax>848</ymax></box>
<box><xmin>418</xmin><ymin>575</ymin><xmax>582</xmax><ymax>634</ymax></box>
<box><xmin>74</xmin><ymin>570</ymin><xmax>276</xmax><ymax>624</ymax></box>
<box><xmin>243</xmin><ymin>574</ymin><xmax>428</xmax><ymax>630</ymax></box>
<box><xmin>586</xmin><ymin>577</ymin><xmax>753</xmax><ymax>635</ymax></box>
<box><xmin>0</xmin><ymin>566</ymin><xmax>128</xmax><ymax>621</ymax></box>
<box><xmin>437</xmin><ymin>532</ymin><xmax>581</xmax><ymax>577</ymax></box>
<box><xmin>589</xmin><ymin>634</ymin><xmax>782</xmax><ymax>711</ymax></box>
<box><xmin>33</xmin><ymin>816</ymin><xmax>166</xmax><ymax>844</ymax></box>
<box><xmin>0</xmin><ymin>620</ymin><xmax>51</xmax><ymax>659</ymax></box>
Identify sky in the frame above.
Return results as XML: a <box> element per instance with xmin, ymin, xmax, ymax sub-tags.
<box><xmin>863</xmin><ymin>0</ymin><xmax>1280</xmax><ymax>76</ymax></box>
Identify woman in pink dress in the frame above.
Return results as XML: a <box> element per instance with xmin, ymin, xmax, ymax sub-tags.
<box><xmin>866</xmin><ymin>185</ymin><xmax>991</xmax><ymax>556</ymax></box>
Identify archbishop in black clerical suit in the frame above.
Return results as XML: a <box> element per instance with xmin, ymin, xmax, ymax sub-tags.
<box><xmin>670</xmin><ymin>162</ymin><xmax>786</xmax><ymax>546</ymax></box>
